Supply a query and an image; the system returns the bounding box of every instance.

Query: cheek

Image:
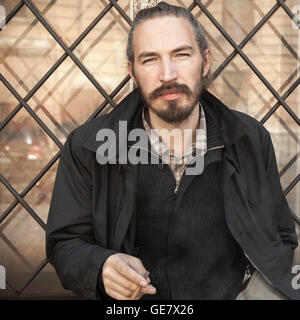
[189,65,203,88]
[178,61,202,83]
[136,71,158,94]
[189,63,202,78]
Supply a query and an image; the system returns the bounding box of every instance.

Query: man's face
[128,16,211,124]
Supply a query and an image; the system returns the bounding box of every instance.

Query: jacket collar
[82,88,143,155]
[200,90,248,147]
[82,89,249,160]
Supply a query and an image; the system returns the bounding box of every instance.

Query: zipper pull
[174,185,179,194]
[243,265,252,284]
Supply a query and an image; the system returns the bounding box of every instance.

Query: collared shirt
[142,104,207,187]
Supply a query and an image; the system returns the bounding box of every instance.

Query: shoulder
[60,113,111,166]
[69,113,111,148]
[231,109,271,143]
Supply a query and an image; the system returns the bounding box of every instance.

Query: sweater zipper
[129,144,225,194]
[173,144,225,194]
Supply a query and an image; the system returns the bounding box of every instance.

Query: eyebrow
[172,45,194,54]
[137,45,194,61]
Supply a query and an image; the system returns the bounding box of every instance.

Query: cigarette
[130,270,150,300]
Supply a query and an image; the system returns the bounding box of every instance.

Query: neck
[146,104,200,155]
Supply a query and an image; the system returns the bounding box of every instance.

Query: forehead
[133,16,198,55]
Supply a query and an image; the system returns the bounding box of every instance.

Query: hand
[101,253,157,300]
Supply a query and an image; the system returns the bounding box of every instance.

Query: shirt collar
[142,103,207,161]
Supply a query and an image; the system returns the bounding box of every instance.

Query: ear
[202,49,211,77]
[128,61,137,86]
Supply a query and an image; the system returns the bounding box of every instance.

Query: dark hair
[126,1,211,88]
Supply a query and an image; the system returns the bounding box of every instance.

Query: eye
[142,58,157,64]
[176,53,190,58]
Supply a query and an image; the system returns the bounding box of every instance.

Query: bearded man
[46,2,299,300]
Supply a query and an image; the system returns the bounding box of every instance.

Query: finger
[107,288,132,300]
[104,267,143,291]
[130,284,156,300]
[105,278,134,298]
[108,288,153,301]
[133,285,156,300]
[140,284,156,295]
[113,259,148,287]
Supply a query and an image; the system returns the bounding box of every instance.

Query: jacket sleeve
[261,127,298,256]
[46,130,117,300]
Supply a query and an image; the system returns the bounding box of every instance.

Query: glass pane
[286,0,300,30]
[74,6,129,95]
[243,7,298,93]
[0,0,21,16]
[0,82,19,121]
[0,4,64,95]
[24,161,58,225]
[206,0,276,44]
[0,182,16,217]
[285,85,300,128]
[0,204,45,293]
[210,54,275,120]
[0,108,60,193]
[27,57,105,144]
[264,106,299,166]
[20,263,79,298]
[36,0,107,47]
[93,81,132,118]
[281,86,300,194]
[191,3,234,74]
[34,0,56,13]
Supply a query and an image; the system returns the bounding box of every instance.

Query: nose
[159,58,178,83]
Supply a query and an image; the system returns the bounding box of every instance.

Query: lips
[160,89,182,100]
[149,83,191,101]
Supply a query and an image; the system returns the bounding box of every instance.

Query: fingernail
[140,280,147,287]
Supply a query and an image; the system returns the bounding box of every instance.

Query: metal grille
[0,0,299,298]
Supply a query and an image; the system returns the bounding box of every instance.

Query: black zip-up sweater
[134,103,248,299]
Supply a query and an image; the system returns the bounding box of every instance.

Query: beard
[136,74,204,124]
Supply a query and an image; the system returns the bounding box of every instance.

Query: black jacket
[46,89,299,300]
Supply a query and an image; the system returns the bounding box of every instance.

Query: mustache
[149,83,193,100]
